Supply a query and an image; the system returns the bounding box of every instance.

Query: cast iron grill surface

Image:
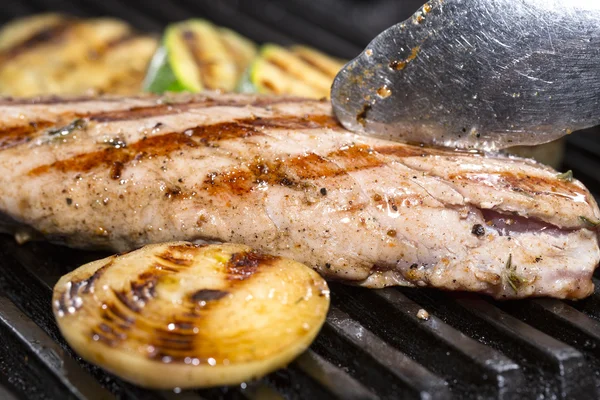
[1,0,600,399]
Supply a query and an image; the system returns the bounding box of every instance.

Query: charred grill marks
[88,33,140,61]
[246,114,338,130]
[0,96,330,153]
[204,144,384,197]
[155,243,201,266]
[92,255,196,352]
[226,251,278,281]
[82,261,112,294]
[190,289,229,303]
[181,30,213,86]
[88,97,321,123]
[55,260,113,316]
[84,246,277,363]
[0,21,73,61]
[0,121,54,150]
[90,102,212,122]
[450,171,586,199]
[28,114,335,179]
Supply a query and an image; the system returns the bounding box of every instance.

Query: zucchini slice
[240,43,346,99]
[53,242,329,389]
[144,19,256,94]
[218,27,257,74]
[143,46,187,93]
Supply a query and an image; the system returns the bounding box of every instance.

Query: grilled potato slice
[239,43,346,99]
[143,19,257,94]
[53,242,329,389]
[289,45,346,78]
[0,14,157,96]
[0,13,65,52]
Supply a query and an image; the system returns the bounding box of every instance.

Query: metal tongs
[331,0,600,150]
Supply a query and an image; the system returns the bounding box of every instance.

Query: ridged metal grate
[1,1,600,399]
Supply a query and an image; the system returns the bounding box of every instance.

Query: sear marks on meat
[0,92,598,300]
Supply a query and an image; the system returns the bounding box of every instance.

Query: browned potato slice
[0,13,66,52]
[289,45,346,79]
[240,43,346,99]
[0,14,158,96]
[53,242,329,389]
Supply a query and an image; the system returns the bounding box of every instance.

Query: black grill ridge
[1,1,600,399]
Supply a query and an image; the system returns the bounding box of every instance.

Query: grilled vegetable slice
[53,242,329,389]
[143,19,256,94]
[0,13,66,52]
[143,46,186,93]
[0,14,158,96]
[289,45,346,79]
[219,27,258,75]
[239,43,346,99]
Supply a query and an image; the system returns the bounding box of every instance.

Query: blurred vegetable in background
[144,19,346,100]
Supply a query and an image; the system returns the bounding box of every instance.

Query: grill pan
[1,1,600,399]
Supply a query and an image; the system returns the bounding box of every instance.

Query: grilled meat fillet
[0,93,598,299]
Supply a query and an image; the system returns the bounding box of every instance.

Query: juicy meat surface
[0,93,598,299]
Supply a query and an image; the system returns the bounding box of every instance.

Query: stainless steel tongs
[331,0,600,150]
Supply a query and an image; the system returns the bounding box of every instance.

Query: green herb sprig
[556,170,573,182]
[579,216,600,229]
[47,119,87,137]
[504,254,531,293]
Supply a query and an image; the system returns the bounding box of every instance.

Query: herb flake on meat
[47,118,87,137]
[556,170,573,182]
[579,216,600,229]
[504,253,529,293]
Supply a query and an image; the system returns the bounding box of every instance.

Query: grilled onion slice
[52,242,330,389]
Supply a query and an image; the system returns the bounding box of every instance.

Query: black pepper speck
[471,224,485,237]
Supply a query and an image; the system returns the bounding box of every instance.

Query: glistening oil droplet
[377,85,392,98]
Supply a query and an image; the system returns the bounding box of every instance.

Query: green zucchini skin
[143,19,256,94]
[143,46,187,94]
[143,20,346,98]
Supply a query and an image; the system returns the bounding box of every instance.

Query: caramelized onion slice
[52,242,330,389]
